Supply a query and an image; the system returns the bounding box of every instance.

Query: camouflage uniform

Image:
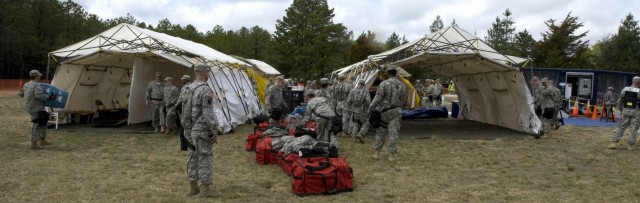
[333,79,354,133]
[20,80,49,142]
[188,80,218,185]
[303,95,338,148]
[265,83,287,126]
[434,82,444,107]
[272,136,296,152]
[551,86,562,128]
[145,80,165,128]
[603,88,617,119]
[316,88,332,103]
[611,86,640,146]
[369,75,405,154]
[346,82,371,138]
[163,83,180,130]
[539,86,557,133]
[281,135,316,155]
[532,83,544,119]
[424,84,436,108]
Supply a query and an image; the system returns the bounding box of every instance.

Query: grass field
[1,91,640,202]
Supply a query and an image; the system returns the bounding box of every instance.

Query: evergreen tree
[535,13,591,68]
[486,9,516,54]
[271,0,352,78]
[511,29,536,58]
[349,31,383,63]
[598,14,640,72]
[384,32,402,50]
[429,15,444,33]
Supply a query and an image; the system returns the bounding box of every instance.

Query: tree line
[1,0,638,79]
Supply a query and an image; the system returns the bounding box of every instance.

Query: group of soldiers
[265,67,405,161]
[531,77,563,137]
[414,79,444,108]
[145,72,189,134]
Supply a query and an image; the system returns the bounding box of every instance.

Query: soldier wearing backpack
[303,90,339,148]
[182,64,219,198]
[369,67,405,161]
[346,79,370,143]
[333,75,354,136]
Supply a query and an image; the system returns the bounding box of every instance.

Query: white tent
[49,23,262,133]
[337,26,541,135]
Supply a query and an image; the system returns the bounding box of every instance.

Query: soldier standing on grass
[603,87,616,118]
[163,77,180,134]
[435,79,444,107]
[539,78,558,138]
[531,77,543,119]
[177,75,192,150]
[607,76,640,151]
[546,80,563,130]
[184,64,219,198]
[346,79,370,143]
[145,72,165,133]
[316,78,333,103]
[19,70,54,149]
[333,75,354,136]
[265,76,288,126]
[369,67,405,161]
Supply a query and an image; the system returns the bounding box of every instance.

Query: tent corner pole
[45,53,51,81]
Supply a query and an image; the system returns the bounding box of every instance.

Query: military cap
[193,64,209,72]
[540,78,548,83]
[320,78,330,84]
[164,77,173,81]
[29,70,42,77]
[357,80,366,86]
[155,72,161,77]
[180,75,191,80]
[276,76,285,81]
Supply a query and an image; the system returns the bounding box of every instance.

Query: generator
[577,78,592,96]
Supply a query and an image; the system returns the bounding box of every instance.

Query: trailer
[523,68,636,112]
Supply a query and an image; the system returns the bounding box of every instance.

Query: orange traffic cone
[591,103,600,120]
[571,100,579,117]
[584,100,592,117]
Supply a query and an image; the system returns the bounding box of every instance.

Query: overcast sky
[75,0,639,44]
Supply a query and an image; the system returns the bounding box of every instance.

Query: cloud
[74,0,640,44]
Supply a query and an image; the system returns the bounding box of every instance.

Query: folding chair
[46,107,60,130]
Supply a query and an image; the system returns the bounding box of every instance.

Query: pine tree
[384,32,402,50]
[350,31,383,63]
[429,15,444,33]
[271,0,352,78]
[598,14,640,72]
[486,9,516,54]
[535,13,591,68]
[511,29,536,58]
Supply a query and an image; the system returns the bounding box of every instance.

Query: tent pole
[45,54,51,81]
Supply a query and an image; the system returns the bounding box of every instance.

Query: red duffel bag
[255,137,277,165]
[245,131,263,151]
[291,157,339,196]
[282,153,299,176]
[331,157,354,192]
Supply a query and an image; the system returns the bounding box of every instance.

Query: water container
[451,100,459,118]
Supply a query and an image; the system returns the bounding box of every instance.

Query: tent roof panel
[246,59,281,75]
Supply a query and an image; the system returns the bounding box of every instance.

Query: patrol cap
[540,78,548,83]
[608,86,614,90]
[276,76,285,81]
[193,63,209,73]
[155,72,161,77]
[531,76,539,81]
[633,76,640,82]
[320,78,330,85]
[180,75,191,80]
[164,77,173,81]
[337,74,346,81]
[357,80,366,86]
[416,79,421,82]
[29,70,42,77]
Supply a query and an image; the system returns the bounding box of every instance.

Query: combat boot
[607,142,617,149]
[31,142,41,149]
[160,126,166,133]
[628,144,634,151]
[372,150,380,160]
[39,138,52,146]
[389,153,397,162]
[187,181,200,196]
[154,127,160,133]
[199,184,216,198]
[164,128,171,134]
[354,134,365,144]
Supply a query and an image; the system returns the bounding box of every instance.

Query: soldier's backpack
[255,137,277,165]
[180,83,207,128]
[351,88,368,108]
[291,157,353,196]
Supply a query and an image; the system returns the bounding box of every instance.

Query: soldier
[607,77,640,150]
[316,78,333,102]
[531,77,543,118]
[434,79,444,107]
[603,87,616,118]
[185,64,219,198]
[177,75,192,150]
[546,80,562,130]
[302,90,338,148]
[19,70,54,149]
[163,77,180,134]
[333,75,354,136]
[145,72,165,133]
[539,79,558,137]
[369,67,405,161]
[346,79,370,143]
[265,76,287,126]
[425,80,436,108]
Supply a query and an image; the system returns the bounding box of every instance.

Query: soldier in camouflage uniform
[177,75,192,150]
[184,64,219,198]
[531,77,544,119]
[315,78,333,102]
[434,79,444,107]
[163,77,180,134]
[333,75,354,136]
[546,80,563,130]
[19,70,53,149]
[425,80,436,108]
[369,67,405,161]
[265,76,287,126]
[145,72,165,133]
[346,79,371,144]
[303,90,338,148]
[539,79,559,137]
[608,77,640,151]
[603,87,616,119]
